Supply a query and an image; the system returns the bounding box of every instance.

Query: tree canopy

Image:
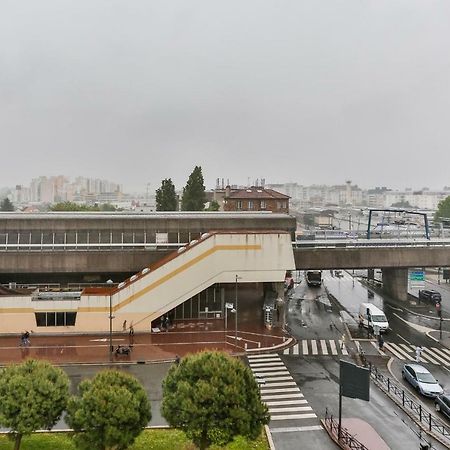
[0,359,70,450]
[206,200,220,211]
[0,197,14,211]
[50,202,117,212]
[434,195,450,223]
[156,178,178,211]
[162,351,269,450]
[181,166,206,211]
[66,370,151,450]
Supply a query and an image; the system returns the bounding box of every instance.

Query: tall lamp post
[234,275,241,349]
[106,279,114,362]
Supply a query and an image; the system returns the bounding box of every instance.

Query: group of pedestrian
[160,315,170,331]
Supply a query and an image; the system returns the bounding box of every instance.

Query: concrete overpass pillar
[382,268,408,302]
[367,269,375,280]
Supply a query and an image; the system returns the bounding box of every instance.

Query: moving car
[402,363,443,398]
[358,303,389,333]
[418,289,442,304]
[435,393,450,419]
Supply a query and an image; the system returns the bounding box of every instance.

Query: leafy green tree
[181,166,206,211]
[66,370,151,450]
[435,196,450,222]
[391,201,412,208]
[0,359,70,450]
[206,200,220,211]
[0,197,14,211]
[156,178,178,211]
[162,351,269,450]
[50,202,116,212]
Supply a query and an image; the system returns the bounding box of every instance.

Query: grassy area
[0,429,269,450]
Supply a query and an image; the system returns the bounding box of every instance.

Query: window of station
[174,285,224,320]
[35,311,77,327]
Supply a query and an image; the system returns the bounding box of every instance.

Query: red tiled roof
[226,187,289,200]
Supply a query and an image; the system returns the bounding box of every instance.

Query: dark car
[418,289,442,304]
[435,393,450,419]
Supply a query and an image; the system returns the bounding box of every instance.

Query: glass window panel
[66,312,77,326]
[56,312,65,326]
[46,312,56,326]
[35,313,47,327]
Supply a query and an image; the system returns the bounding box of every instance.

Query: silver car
[402,363,443,398]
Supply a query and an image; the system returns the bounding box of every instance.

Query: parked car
[402,363,443,398]
[435,393,450,419]
[418,289,442,304]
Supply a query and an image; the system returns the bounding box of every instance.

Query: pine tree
[156,178,178,211]
[66,370,151,450]
[181,166,206,211]
[0,359,70,450]
[0,197,14,211]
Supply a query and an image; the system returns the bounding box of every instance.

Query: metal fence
[369,363,450,444]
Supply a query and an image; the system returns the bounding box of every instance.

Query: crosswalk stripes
[383,342,450,367]
[282,339,349,357]
[247,353,323,432]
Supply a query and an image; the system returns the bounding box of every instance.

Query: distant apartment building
[13,176,123,205]
[223,186,290,213]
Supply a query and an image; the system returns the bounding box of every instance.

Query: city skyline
[2,173,450,197]
[1,1,450,192]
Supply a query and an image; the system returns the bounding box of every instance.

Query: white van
[358,303,389,333]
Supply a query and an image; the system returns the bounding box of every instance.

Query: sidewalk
[0,319,290,366]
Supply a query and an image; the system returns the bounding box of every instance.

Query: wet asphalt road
[282,272,450,449]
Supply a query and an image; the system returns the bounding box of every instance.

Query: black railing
[324,408,369,450]
[369,364,450,443]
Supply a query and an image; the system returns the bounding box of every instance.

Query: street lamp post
[106,279,114,362]
[234,275,240,349]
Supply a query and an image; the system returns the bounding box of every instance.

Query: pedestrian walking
[164,315,170,331]
[160,315,166,331]
[129,323,135,346]
[378,334,384,351]
[175,355,180,365]
[122,320,127,332]
[415,345,423,363]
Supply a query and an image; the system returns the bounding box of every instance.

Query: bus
[305,270,322,287]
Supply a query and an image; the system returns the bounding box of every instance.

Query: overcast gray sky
[1,0,449,192]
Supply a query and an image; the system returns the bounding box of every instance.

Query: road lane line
[339,340,348,355]
[269,406,313,413]
[302,340,308,355]
[329,340,338,355]
[265,400,308,406]
[383,343,406,360]
[270,413,317,420]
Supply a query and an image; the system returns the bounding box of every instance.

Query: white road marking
[383,343,406,360]
[339,340,348,355]
[320,340,328,355]
[329,340,338,355]
[271,413,317,420]
[302,340,308,355]
[311,340,318,355]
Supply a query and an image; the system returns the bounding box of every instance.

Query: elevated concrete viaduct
[293,246,450,301]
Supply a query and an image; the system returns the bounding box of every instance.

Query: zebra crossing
[281,339,349,357]
[383,342,450,367]
[247,353,323,432]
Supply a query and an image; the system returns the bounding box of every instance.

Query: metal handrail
[324,409,369,450]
